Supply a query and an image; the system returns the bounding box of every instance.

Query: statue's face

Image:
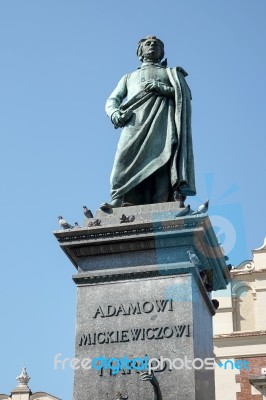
[142,39,162,61]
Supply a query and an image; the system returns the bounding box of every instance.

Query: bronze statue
[102,36,196,210]
[139,372,162,400]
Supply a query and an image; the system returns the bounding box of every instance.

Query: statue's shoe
[121,202,134,207]
[99,202,112,211]
[100,198,123,211]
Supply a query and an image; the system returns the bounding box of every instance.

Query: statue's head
[137,35,165,63]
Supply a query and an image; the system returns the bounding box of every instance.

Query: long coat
[105,66,196,204]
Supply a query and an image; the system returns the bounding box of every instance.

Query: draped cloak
[105,66,196,204]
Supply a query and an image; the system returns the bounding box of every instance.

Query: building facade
[0,368,60,400]
[214,238,266,399]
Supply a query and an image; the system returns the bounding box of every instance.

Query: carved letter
[125,303,141,315]
[93,306,105,319]
[91,332,96,345]
[120,330,130,342]
[155,300,169,312]
[163,327,174,338]
[175,325,186,337]
[130,328,142,341]
[185,324,190,337]
[97,332,106,344]
[105,331,115,344]
[142,301,154,313]
[78,334,88,346]
[169,299,173,311]
[116,304,127,316]
[154,327,164,340]
[106,305,116,317]
[146,328,155,340]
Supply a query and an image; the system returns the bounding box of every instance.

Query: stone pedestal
[54,202,229,400]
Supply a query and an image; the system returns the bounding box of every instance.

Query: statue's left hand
[145,80,174,98]
[145,79,161,93]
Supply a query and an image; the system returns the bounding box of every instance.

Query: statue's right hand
[111,111,124,128]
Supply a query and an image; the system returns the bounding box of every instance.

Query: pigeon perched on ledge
[227,264,233,271]
[74,222,81,229]
[88,219,101,227]
[212,299,220,310]
[187,250,201,265]
[191,200,209,215]
[83,206,94,219]
[173,191,186,207]
[58,216,73,229]
[175,205,191,218]
[120,214,135,223]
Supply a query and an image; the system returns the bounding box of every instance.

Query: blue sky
[0,0,266,398]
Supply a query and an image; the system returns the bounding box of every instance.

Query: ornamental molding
[54,218,205,245]
[73,267,186,285]
[253,237,266,252]
[73,235,193,257]
[233,260,255,273]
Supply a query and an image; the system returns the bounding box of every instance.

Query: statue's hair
[136,35,165,62]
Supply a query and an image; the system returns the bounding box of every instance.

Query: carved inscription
[78,324,190,346]
[79,298,190,347]
[93,299,173,319]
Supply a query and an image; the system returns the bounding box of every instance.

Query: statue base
[54,202,229,400]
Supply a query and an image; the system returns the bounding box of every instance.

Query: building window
[234,285,256,331]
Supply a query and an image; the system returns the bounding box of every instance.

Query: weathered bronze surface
[104,36,196,209]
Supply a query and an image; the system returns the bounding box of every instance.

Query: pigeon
[58,216,73,229]
[120,214,135,223]
[227,264,233,271]
[120,214,126,223]
[187,250,200,265]
[83,206,94,219]
[173,191,186,207]
[74,222,81,229]
[175,205,191,218]
[191,200,209,215]
[212,299,219,310]
[88,219,101,227]
[200,270,208,285]
[200,271,213,292]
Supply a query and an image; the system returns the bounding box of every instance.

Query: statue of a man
[102,36,196,209]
